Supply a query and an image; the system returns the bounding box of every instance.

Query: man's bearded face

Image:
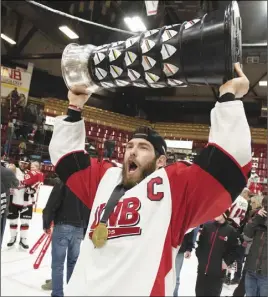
[122,138,158,189]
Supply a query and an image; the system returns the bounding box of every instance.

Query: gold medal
[92,222,109,248]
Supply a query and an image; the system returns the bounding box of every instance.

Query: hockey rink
[1,213,236,296]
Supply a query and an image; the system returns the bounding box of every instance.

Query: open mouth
[128,161,138,173]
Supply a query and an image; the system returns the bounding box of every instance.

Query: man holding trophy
[49,1,252,295]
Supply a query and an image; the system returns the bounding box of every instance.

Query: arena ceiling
[1,1,267,107]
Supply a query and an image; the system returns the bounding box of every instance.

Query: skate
[19,238,29,250]
[7,236,17,248]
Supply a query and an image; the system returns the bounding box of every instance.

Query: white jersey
[229,195,248,227]
[66,167,177,296]
[49,100,252,296]
[12,168,27,206]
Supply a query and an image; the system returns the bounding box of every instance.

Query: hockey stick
[20,207,29,214]
[33,233,52,269]
[29,232,48,254]
[34,183,42,213]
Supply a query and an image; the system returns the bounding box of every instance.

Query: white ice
[1,213,237,296]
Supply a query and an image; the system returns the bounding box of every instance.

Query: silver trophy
[61,1,242,93]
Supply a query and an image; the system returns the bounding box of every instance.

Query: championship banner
[1,66,32,109]
[144,1,159,16]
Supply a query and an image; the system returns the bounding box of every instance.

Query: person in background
[173,229,196,296]
[249,195,263,216]
[18,142,27,156]
[232,199,265,297]
[6,157,31,249]
[7,87,19,115]
[224,188,251,285]
[195,211,239,296]
[243,196,267,297]
[103,137,115,160]
[23,161,45,207]
[1,164,19,246]
[42,181,90,296]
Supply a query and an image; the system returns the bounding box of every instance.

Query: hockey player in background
[224,188,251,285]
[23,161,44,208]
[7,157,30,249]
[7,158,43,249]
[48,63,252,296]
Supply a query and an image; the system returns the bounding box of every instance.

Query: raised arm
[167,63,252,244]
[49,86,114,209]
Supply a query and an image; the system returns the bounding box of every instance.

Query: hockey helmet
[19,156,30,164]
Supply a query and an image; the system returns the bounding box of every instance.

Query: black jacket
[178,229,195,253]
[1,165,19,215]
[243,214,267,276]
[43,181,90,231]
[196,220,239,277]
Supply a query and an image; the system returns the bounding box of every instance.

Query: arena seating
[44,99,149,161]
[44,98,267,168]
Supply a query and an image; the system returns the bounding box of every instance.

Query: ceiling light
[59,26,79,39]
[259,81,267,87]
[1,33,16,45]
[124,16,146,32]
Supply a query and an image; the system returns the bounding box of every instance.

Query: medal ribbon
[99,184,126,225]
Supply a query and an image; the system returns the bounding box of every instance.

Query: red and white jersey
[49,100,252,296]
[23,170,44,191]
[12,168,27,206]
[248,181,263,195]
[229,195,248,227]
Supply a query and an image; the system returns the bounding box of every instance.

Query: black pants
[195,273,224,296]
[234,245,245,280]
[7,195,33,220]
[1,212,7,246]
[233,268,246,296]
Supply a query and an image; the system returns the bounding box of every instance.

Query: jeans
[245,271,268,297]
[173,253,184,296]
[233,268,246,296]
[51,224,84,297]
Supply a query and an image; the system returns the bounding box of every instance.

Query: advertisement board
[1,66,32,109]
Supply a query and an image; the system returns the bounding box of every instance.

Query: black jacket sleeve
[42,182,65,230]
[244,214,266,239]
[178,229,195,253]
[1,166,19,189]
[185,229,195,252]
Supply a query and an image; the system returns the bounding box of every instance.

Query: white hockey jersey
[229,195,248,227]
[49,100,252,296]
[12,168,28,206]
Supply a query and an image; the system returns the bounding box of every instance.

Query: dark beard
[122,158,157,190]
